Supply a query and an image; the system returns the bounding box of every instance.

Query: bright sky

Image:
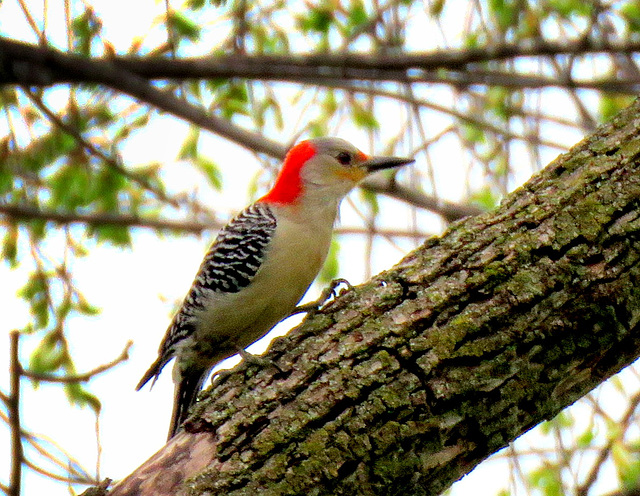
[0,1,635,495]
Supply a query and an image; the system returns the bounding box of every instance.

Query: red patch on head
[357,150,369,161]
[259,140,317,205]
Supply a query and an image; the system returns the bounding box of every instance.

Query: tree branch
[3,37,640,91]
[363,175,483,222]
[0,203,221,234]
[2,38,469,220]
[21,341,133,384]
[103,83,640,496]
[8,331,23,496]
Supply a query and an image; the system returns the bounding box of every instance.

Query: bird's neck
[262,193,342,229]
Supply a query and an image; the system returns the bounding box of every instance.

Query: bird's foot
[211,349,283,386]
[238,348,284,373]
[290,278,353,316]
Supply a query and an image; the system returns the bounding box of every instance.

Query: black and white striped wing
[157,203,277,354]
[196,202,277,294]
[137,203,277,390]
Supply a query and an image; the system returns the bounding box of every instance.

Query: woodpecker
[137,137,413,439]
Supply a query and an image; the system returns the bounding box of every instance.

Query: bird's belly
[196,240,328,349]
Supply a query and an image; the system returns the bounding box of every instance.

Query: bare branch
[8,331,22,496]
[362,175,483,221]
[0,203,437,237]
[23,89,195,210]
[4,37,640,92]
[0,203,221,234]
[0,38,489,220]
[21,341,133,384]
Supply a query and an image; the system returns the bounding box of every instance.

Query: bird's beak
[362,155,415,173]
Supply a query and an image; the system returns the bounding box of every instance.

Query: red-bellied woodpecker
[136,137,414,439]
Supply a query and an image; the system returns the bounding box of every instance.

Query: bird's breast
[193,211,334,349]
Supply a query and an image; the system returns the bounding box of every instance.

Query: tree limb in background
[3,37,640,91]
[8,332,22,496]
[101,77,640,496]
[1,38,474,221]
[21,341,133,384]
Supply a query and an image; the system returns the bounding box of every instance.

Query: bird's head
[260,137,414,206]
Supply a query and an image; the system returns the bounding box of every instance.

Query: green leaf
[90,224,132,247]
[486,87,511,120]
[27,218,47,242]
[0,160,12,195]
[529,465,563,496]
[319,239,340,284]
[469,187,498,211]
[323,91,338,116]
[1,224,19,267]
[25,130,76,173]
[167,11,201,42]
[548,0,592,18]
[196,157,222,190]
[49,164,92,209]
[360,188,380,216]
[186,0,206,8]
[353,102,379,130]
[298,7,334,34]
[93,167,127,213]
[19,273,50,329]
[489,0,519,31]
[430,0,446,16]
[76,295,101,316]
[217,83,250,118]
[57,298,72,321]
[599,95,635,123]
[622,2,640,32]
[0,88,18,107]
[71,8,103,56]
[612,442,640,489]
[347,2,368,31]
[461,122,485,143]
[29,334,64,375]
[179,127,200,160]
[65,382,102,413]
[308,120,328,137]
[576,428,595,448]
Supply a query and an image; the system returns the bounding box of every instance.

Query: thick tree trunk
[106,98,640,496]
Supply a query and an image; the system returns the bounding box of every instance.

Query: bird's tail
[167,369,208,440]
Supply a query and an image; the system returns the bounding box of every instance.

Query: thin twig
[576,390,640,496]
[8,331,23,496]
[22,88,191,211]
[363,175,484,221]
[0,409,95,484]
[21,341,133,384]
[0,202,439,237]
[0,203,221,233]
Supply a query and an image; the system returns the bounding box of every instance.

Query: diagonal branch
[103,78,640,496]
[21,341,133,384]
[1,38,472,220]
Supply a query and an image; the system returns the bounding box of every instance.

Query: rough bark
[106,98,640,496]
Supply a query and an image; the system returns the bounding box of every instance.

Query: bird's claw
[290,278,353,316]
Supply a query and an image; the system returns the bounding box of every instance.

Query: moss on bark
[109,99,640,496]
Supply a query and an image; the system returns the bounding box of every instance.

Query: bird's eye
[336,151,352,166]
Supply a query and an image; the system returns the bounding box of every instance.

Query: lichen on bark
[108,98,640,496]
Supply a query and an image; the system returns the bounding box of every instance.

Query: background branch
[8,331,22,496]
[21,341,133,384]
